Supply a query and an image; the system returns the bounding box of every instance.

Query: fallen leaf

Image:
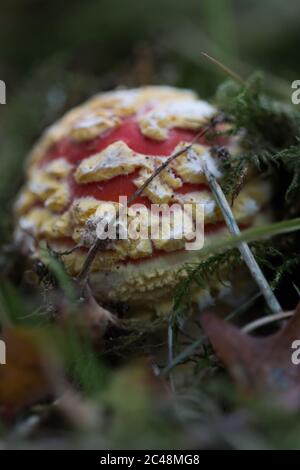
[201,302,300,409]
[0,328,56,419]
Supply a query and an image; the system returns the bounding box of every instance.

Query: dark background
[1,0,300,208]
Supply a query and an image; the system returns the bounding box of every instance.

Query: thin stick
[127,124,215,204]
[162,292,262,375]
[242,311,294,334]
[77,239,109,284]
[202,162,282,315]
[201,52,246,86]
[77,117,222,283]
[55,244,83,256]
[162,333,206,375]
[225,291,262,322]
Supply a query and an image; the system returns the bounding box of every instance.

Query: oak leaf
[0,328,55,418]
[201,302,300,409]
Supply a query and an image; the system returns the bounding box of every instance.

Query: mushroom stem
[203,162,282,315]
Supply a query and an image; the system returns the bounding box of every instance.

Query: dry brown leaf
[0,328,56,418]
[201,302,300,409]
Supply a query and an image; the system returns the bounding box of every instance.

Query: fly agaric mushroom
[15,86,271,312]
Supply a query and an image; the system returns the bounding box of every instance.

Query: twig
[202,162,282,315]
[293,283,300,297]
[127,123,216,204]
[9,415,43,440]
[225,291,262,322]
[162,333,206,375]
[55,244,83,256]
[77,239,110,284]
[77,115,223,284]
[162,292,263,375]
[201,52,246,86]
[242,311,294,334]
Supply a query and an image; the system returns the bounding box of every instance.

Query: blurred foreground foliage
[0,0,300,450]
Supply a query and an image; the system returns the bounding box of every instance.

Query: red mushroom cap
[15,86,271,307]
